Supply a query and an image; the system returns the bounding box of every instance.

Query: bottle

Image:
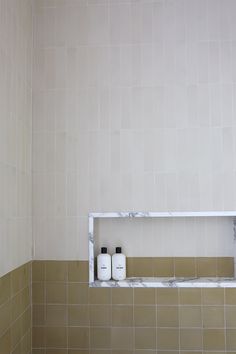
[112,247,126,281]
[97,247,111,281]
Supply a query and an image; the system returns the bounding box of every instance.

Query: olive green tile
[127,258,153,277]
[156,288,179,305]
[226,289,236,304]
[0,300,11,337]
[68,283,88,304]
[217,257,234,277]
[135,351,157,354]
[45,326,67,348]
[68,305,89,326]
[112,328,134,350]
[179,306,202,327]
[32,282,45,304]
[196,257,217,277]
[68,327,89,349]
[202,288,224,305]
[22,286,30,309]
[157,328,179,350]
[134,306,156,327]
[68,261,89,282]
[135,328,156,349]
[226,329,236,350]
[45,261,67,282]
[203,329,225,350]
[134,288,155,305]
[11,316,22,350]
[45,305,67,326]
[226,306,236,327]
[153,257,174,277]
[90,328,111,349]
[180,329,202,350]
[11,291,22,322]
[11,286,30,322]
[157,306,178,327]
[0,329,11,354]
[46,350,68,354]
[90,305,111,326]
[179,289,201,305]
[112,288,133,304]
[112,305,133,327]
[32,327,45,348]
[68,350,89,354]
[203,352,225,354]
[20,329,32,354]
[46,282,66,303]
[33,304,45,326]
[175,257,196,277]
[89,288,111,304]
[21,307,31,335]
[203,306,224,328]
[0,273,10,306]
[32,261,45,281]
[11,264,30,295]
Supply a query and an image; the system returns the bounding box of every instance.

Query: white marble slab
[89,211,236,218]
[90,277,236,288]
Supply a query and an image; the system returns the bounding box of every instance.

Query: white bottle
[97,247,111,281]
[112,247,126,281]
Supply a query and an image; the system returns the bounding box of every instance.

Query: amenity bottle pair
[97,247,126,281]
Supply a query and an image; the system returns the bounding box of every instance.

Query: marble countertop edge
[89,277,236,288]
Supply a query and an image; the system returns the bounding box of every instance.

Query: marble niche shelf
[88,211,236,288]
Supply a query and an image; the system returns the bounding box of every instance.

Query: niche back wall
[33,0,236,260]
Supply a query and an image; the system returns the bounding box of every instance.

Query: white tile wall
[33,0,236,260]
[0,0,33,277]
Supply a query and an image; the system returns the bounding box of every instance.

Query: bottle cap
[116,247,122,253]
[101,247,107,254]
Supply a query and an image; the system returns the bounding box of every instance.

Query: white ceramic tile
[220,41,233,83]
[31,0,236,262]
[87,46,110,87]
[87,4,109,45]
[207,0,220,41]
[208,42,220,83]
[210,85,221,127]
[221,84,233,127]
[219,0,232,40]
[33,90,55,132]
[110,2,132,45]
[0,0,32,277]
[197,42,209,83]
[66,4,88,46]
[33,173,55,217]
[55,172,66,217]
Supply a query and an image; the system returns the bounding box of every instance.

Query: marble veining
[88,211,236,285]
[90,277,236,288]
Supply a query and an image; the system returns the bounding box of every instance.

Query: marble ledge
[90,277,236,288]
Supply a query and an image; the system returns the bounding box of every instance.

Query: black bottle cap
[116,247,122,253]
[101,247,107,254]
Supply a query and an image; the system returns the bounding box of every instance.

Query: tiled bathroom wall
[0,0,33,277]
[33,0,236,260]
[0,262,31,354]
[32,260,236,353]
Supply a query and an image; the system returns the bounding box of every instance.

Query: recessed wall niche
[90,212,236,287]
